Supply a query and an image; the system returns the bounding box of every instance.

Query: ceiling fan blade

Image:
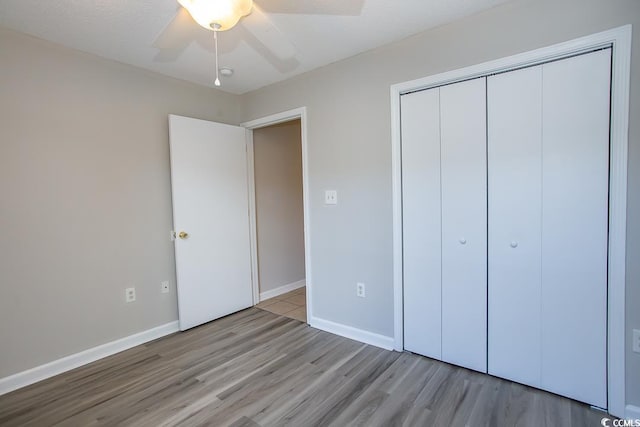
[240,4,297,60]
[152,7,205,61]
[255,0,365,16]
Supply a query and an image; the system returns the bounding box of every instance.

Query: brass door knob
[178,231,189,240]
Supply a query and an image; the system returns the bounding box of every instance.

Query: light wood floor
[0,308,605,426]
[255,287,306,322]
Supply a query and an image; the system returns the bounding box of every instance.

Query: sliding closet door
[541,49,610,408]
[487,66,543,387]
[401,88,442,359]
[440,78,487,373]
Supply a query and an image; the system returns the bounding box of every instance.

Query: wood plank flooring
[0,308,605,426]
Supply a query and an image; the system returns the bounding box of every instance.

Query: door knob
[459,238,467,245]
[178,231,189,240]
[510,241,518,248]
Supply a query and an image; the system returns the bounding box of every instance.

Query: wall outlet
[161,281,170,294]
[125,287,136,303]
[356,282,366,298]
[324,190,338,205]
[633,329,640,354]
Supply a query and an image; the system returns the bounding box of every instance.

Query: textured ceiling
[0,0,509,94]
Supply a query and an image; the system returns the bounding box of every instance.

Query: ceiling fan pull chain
[213,25,221,87]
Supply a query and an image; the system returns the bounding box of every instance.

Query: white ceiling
[0,0,509,94]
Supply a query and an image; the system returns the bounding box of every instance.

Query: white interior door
[440,78,487,373]
[169,114,253,331]
[487,49,610,407]
[487,65,543,387]
[401,87,442,360]
[540,49,610,408]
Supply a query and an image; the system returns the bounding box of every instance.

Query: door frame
[241,107,312,321]
[390,26,631,417]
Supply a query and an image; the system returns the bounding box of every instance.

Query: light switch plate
[633,329,640,353]
[325,190,338,205]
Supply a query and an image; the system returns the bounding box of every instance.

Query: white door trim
[390,25,631,417]
[241,108,312,321]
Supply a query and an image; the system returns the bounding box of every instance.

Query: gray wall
[253,120,305,294]
[240,0,640,408]
[0,28,241,378]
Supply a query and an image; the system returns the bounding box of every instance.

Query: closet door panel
[541,49,610,408]
[487,66,543,387]
[440,78,487,372]
[401,88,442,359]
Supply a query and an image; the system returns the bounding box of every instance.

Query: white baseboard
[260,279,305,301]
[0,321,179,396]
[626,405,640,420]
[309,316,394,351]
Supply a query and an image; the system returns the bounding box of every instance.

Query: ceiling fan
[154,0,366,87]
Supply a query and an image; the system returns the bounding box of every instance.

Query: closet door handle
[510,241,518,248]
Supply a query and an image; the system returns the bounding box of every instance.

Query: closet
[402,48,611,408]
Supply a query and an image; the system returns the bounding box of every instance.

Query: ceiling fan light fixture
[177,0,252,88]
[177,0,253,31]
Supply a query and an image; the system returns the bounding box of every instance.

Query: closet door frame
[391,25,631,418]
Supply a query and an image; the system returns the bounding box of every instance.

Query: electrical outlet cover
[324,190,338,205]
[125,287,136,303]
[356,282,366,298]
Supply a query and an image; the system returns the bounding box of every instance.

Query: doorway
[243,108,311,324]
